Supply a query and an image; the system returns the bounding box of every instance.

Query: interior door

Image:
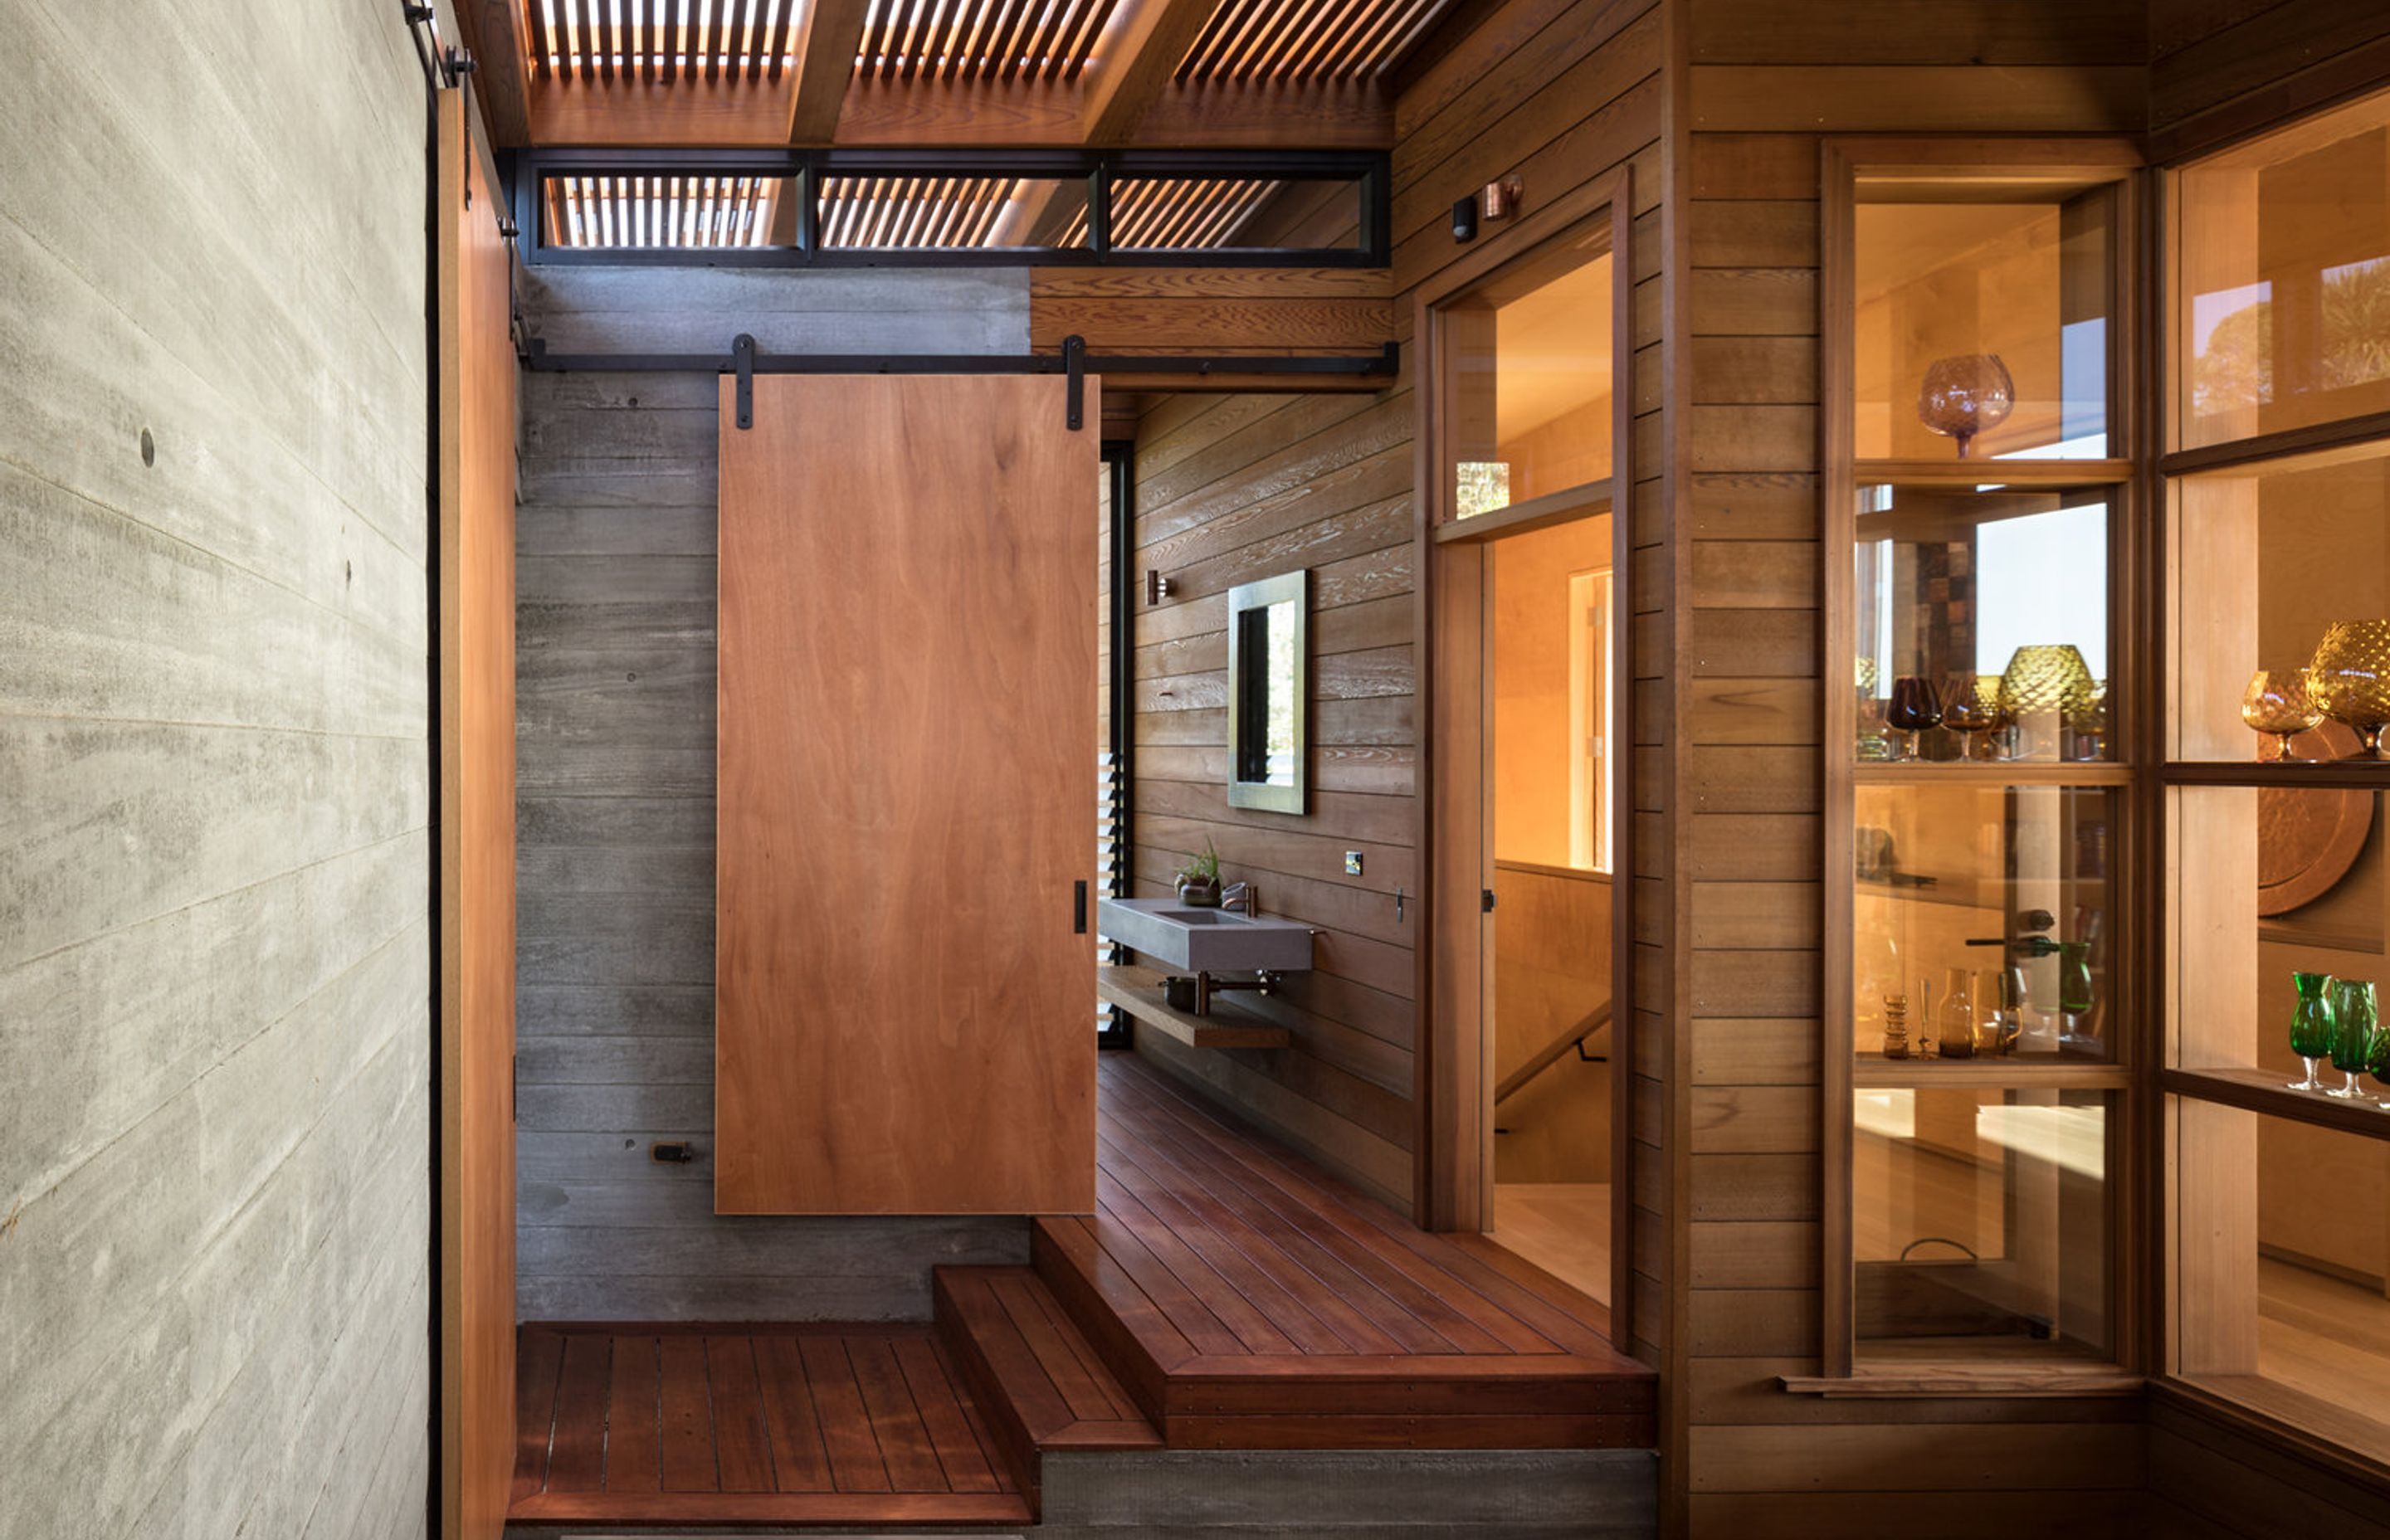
[716,374,1097,1215]
[436,89,517,1540]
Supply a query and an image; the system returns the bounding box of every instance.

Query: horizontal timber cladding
[1120,0,1666,1252]
[512,266,1039,1319]
[1125,383,1424,1209]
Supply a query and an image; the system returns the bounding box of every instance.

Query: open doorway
[1487,518,1615,1302]
[1419,173,1633,1325]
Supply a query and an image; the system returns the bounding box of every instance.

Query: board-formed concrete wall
[513,266,1041,1319]
[0,2,433,1538]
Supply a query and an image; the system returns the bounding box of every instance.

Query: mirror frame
[1225,569,1310,814]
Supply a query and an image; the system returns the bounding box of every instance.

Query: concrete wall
[513,265,1041,1320]
[0,2,433,1538]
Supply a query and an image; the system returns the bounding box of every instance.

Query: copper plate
[2258,748,2373,915]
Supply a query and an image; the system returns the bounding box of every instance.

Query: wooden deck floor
[509,1325,1031,1526]
[1022,1053,1655,1448]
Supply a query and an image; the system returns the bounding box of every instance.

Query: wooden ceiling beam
[787,0,874,144]
[1080,0,1232,144]
[452,0,535,145]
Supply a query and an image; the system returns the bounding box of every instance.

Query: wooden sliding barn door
[435,89,517,1540]
[716,375,1097,1216]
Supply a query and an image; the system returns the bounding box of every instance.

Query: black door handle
[1482,888,1497,914]
[1075,880,1089,934]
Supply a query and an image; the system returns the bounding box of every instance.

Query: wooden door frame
[1413,167,1636,1337]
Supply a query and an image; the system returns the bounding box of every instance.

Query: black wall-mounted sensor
[1451,195,1478,242]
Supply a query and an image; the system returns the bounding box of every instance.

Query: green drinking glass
[2367,1006,2390,1112]
[2329,979,2378,1099]
[2288,972,2337,1092]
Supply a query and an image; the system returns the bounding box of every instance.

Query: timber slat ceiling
[523,0,1451,88]
[529,0,801,80]
[856,0,1122,80]
[1173,0,1452,80]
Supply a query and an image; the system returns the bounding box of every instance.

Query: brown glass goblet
[1939,674,2006,762]
[1885,675,1944,762]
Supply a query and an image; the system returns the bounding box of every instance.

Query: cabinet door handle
[1075,880,1089,934]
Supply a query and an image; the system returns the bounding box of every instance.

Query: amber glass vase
[2308,621,2390,759]
[2241,668,2324,762]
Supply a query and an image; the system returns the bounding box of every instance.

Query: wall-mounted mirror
[1227,569,1309,813]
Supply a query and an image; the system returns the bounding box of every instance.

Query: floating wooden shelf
[2163,1065,2390,1141]
[1854,1058,2129,1089]
[1098,965,1291,1050]
[1855,456,2135,487]
[2163,760,2390,788]
[1854,761,2131,785]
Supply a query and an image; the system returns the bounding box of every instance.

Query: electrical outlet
[1344,850,1364,875]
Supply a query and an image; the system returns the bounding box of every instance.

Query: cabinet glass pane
[1856,783,2117,1063]
[2180,89,2390,451]
[2172,443,2390,762]
[1856,485,2113,764]
[1856,192,2114,461]
[542,173,800,250]
[1441,227,1613,519]
[1856,1087,2112,1360]
[2174,1101,2390,1464]
[2172,785,2390,1081]
[819,176,1090,251]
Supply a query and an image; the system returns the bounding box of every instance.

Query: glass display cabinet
[2163,87,2390,1466]
[1824,144,2140,1384]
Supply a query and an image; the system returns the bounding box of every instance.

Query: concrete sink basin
[1096,897,1314,974]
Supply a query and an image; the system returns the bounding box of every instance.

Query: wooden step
[932,1265,1163,1508]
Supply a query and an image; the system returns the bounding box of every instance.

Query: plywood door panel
[716,374,1096,1215]
[437,88,519,1540]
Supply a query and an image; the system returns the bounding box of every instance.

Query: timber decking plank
[1103,1071,1523,1354]
[846,1334,951,1494]
[602,1335,661,1494]
[1094,1169,1306,1355]
[800,1334,895,1494]
[657,1336,718,1491]
[1092,1130,1367,1355]
[754,1333,836,1494]
[513,1328,566,1499]
[894,1336,1005,1494]
[542,1333,617,1494]
[705,1336,774,1493]
[1096,1112,1466,1357]
[988,1268,1141,1424]
[1112,1055,1629,1360]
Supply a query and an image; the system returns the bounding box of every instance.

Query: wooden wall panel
[1668,1,2166,1535]
[2149,0,2390,155]
[438,89,519,1540]
[715,375,1095,1216]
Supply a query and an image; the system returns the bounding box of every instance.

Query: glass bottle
[2288,972,2337,1091]
[1973,967,2012,1056]
[2328,979,2378,1099]
[1937,967,1975,1060]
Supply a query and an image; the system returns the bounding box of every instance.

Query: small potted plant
[1175,841,1224,907]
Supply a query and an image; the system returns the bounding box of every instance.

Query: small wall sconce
[1451,196,1478,243]
[1481,177,1523,222]
[1145,569,1172,605]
